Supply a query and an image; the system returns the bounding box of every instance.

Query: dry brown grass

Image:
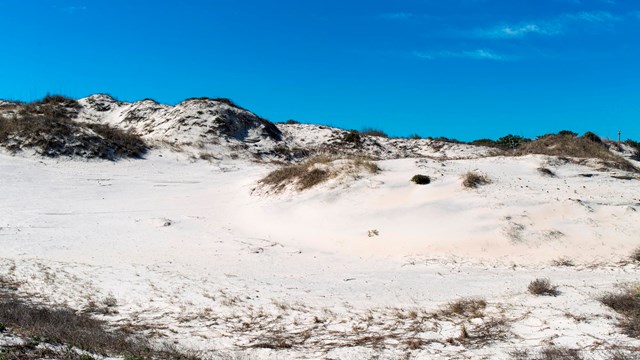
[528,278,559,296]
[0,115,147,160]
[462,171,490,188]
[443,297,487,318]
[600,286,640,338]
[516,133,636,172]
[0,293,203,359]
[1,95,147,160]
[259,156,379,192]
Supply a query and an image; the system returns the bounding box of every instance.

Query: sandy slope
[1,150,639,359]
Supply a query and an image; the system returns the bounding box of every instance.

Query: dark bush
[361,128,388,138]
[496,134,530,150]
[411,174,431,185]
[582,131,602,143]
[558,130,578,137]
[342,130,362,145]
[469,139,498,148]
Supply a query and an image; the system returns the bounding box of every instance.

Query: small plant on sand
[462,171,490,188]
[537,167,555,177]
[411,174,431,185]
[551,257,574,267]
[259,156,379,192]
[510,346,584,360]
[631,247,640,262]
[443,297,487,318]
[528,278,559,296]
[600,285,640,338]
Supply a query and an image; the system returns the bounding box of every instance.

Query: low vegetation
[360,128,389,138]
[631,247,640,262]
[516,132,635,172]
[342,130,363,146]
[599,285,640,338]
[259,156,379,192]
[411,174,431,185]
[528,278,559,296]
[511,346,640,360]
[462,171,490,188]
[443,297,487,318]
[0,292,201,359]
[469,130,637,172]
[0,95,147,160]
[537,167,555,177]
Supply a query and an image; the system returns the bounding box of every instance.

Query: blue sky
[0,0,639,141]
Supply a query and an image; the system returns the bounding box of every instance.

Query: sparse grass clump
[551,257,574,267]
[411,174,431,185]
[528,278,559,296]
[630,247,640,262]
[360,128,388,138]
[600,286,640,338]
[259,156,379,192]
[0,294,201,359]
[443,297,487,318]
[537,167,555,177]
[510,346,584,360]
[462,171,490,188]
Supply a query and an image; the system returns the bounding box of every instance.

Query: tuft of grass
[551,257,575,267]
[411,174,431,185]
[528,278,559,296]
[443,297,487,318]
[462,171,490,189]
[259,156,378,192]
[600,286,640,338]
[630,247,640,262]
[537,167,555,177]
[510,346,584,360]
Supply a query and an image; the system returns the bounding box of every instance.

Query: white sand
[1,149,639,359]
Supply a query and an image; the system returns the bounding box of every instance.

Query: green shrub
[496,134,530,150]
[360,128,388,138]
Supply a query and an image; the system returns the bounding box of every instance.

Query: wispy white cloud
[65,6,87,13]
[475,11,621,39]
[414,49,510,61]
[52,5,87,14]
[381,12,414,20]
